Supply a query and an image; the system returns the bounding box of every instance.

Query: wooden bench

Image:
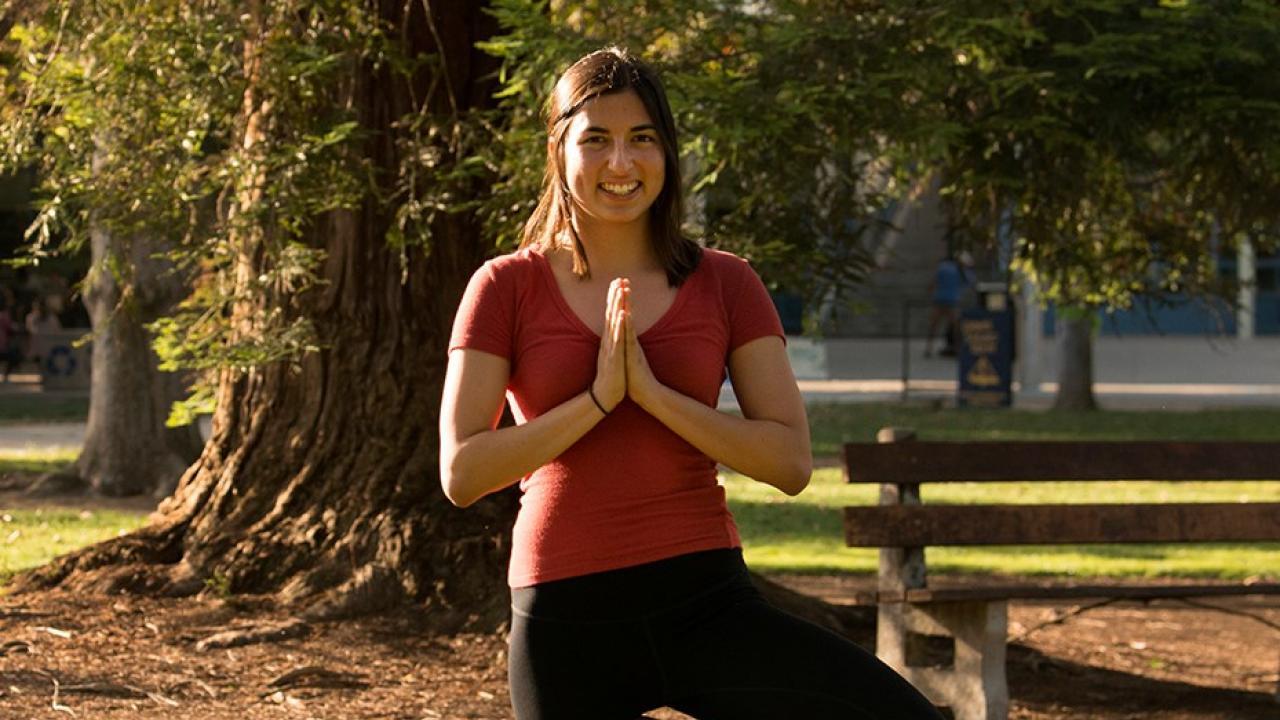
[842,427,1280,720]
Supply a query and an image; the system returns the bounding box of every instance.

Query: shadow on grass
[0,395,90,424]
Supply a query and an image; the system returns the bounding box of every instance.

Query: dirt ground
[1,490,1278,718]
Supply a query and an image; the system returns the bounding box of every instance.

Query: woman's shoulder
[471,247,546,289]
[695,246,761,284]
[482,246,543,274]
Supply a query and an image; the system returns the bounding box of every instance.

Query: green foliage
[0,2,496,411]
[480,0,945,317]
[5,0,1280,398]
[929,0,1280,311]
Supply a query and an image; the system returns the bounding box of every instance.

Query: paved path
[3,336,1278,450]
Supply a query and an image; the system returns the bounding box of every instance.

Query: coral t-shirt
[448,246,785,587]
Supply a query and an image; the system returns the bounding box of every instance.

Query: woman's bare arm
[439,280,629,507]
[624,299,811,495]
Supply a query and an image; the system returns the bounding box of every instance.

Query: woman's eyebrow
[583,124,658,133]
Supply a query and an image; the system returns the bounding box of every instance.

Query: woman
[439,47,941,720]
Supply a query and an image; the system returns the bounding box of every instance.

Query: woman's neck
[569,215,661,278]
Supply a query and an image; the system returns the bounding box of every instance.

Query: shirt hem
[508,536,742,589]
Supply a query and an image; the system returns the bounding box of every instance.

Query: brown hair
[519,47,701,286]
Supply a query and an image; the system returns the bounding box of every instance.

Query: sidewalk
[3,336,1279,451]
[724,335,1280,410]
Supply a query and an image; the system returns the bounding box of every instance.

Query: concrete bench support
[877,600,1008,720]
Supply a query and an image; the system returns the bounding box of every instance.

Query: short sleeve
[448,260,515,360]
[726,256,786,351]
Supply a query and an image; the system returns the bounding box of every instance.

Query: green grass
[0,395,90,424]
[3,402,1279,584]
[727,469,1280,578]
[0,448,128,586]
[0,507,150,585]
[0,448,78,475]
[806,403,1280,454]
[733,402,1280,578]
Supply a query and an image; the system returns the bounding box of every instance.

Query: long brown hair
[519,47,701,286]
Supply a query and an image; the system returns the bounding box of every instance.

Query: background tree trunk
[1053,310,1098,411]
[28,149,203,498]
[74,223,203,497]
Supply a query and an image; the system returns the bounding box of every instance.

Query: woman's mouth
[599,181,641,197]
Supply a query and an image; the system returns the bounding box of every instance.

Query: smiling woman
[437,47,942,720]
[561,90,665,230]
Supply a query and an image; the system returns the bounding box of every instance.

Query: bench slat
[844,503,1280,546]
[843,441,1280,483]
[880,582,1280,604]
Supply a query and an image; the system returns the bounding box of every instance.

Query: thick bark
[1053,310,1098,411]
[13,0,516,631]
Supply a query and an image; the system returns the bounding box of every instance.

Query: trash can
[37,329,91,391]
[958,287,1014,407]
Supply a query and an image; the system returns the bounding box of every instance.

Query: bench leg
[877,600,1008,720]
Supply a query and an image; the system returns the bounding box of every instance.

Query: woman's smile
[600,180,642,198]
[562,89,665,228]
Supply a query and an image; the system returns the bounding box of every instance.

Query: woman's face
[560,89,665,232]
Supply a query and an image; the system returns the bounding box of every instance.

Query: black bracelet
[588,386,610,416]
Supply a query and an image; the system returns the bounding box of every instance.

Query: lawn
[0,506,149,586]
[0,394,90,424]
[731,402,1280,578]
[727,469,1280,577]
[3,402,1279,584]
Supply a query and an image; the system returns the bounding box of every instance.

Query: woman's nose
[606,140,632,171]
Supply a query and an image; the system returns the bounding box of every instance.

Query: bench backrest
[843,441,1280,484]
[842,439,1280,548]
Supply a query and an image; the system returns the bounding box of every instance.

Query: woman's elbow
[778,453,808,491]
[776,455,813,497]
[439,453,479,508]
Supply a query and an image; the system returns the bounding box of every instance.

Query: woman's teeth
[601,181,640,196]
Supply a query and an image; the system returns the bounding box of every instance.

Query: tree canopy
[9,0,1280,377]
[931,0,1280,311]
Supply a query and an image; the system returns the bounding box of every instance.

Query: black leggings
[508,549,943,719]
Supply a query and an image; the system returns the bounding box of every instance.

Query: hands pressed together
[590,278,658,414]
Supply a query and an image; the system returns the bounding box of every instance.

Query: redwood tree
[4,0,518,625]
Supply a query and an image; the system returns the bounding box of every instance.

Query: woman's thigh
[508,610,663,720]
[660,596,943,720]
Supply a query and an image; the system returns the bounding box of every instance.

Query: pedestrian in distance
[923,250,973,358]
[24,296,61,370]
[439,47,943,720]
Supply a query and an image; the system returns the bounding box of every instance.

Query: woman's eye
[634,134,656,143]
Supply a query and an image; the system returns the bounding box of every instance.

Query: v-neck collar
[528,247,693,340]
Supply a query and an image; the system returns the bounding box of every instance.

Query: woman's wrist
[587,384,612,416]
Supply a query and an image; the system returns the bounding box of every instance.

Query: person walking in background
[924,250,973,358]
[24,296,61,369]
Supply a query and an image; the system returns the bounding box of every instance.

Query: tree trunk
[12,1,517,630]
[27,152,203,498]
[1053,309,1098,411]
[76,224,203,497]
